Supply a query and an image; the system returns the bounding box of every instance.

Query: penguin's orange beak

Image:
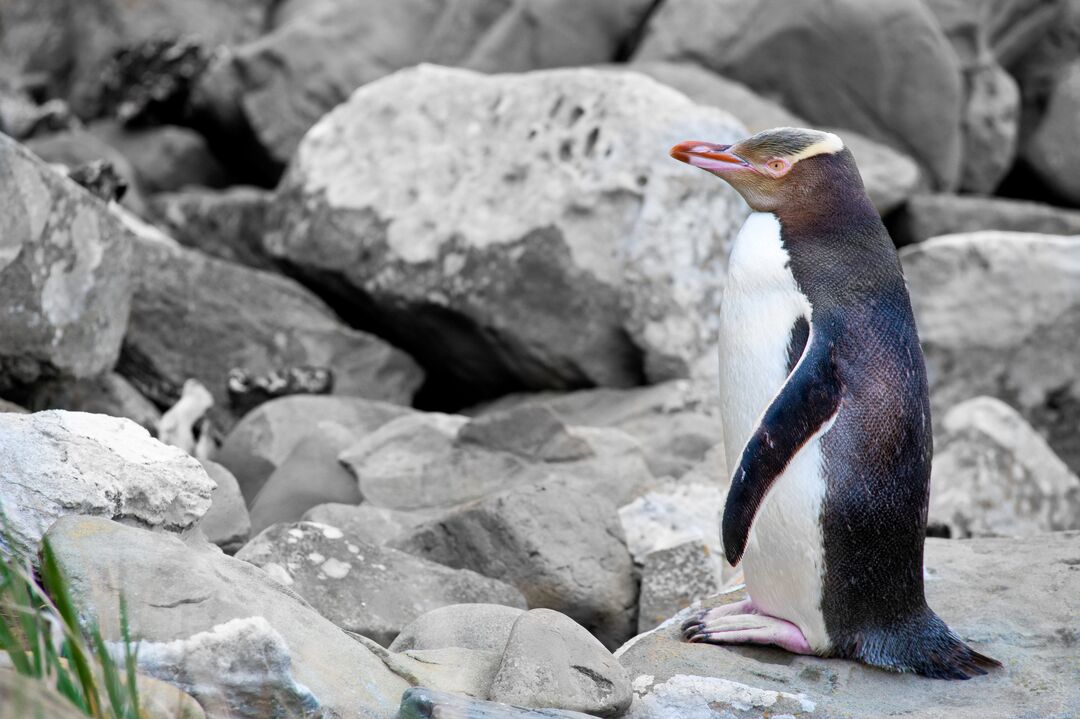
[670,141,751,172]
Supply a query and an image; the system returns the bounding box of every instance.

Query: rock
[624,674,816,719]
[930,396,1080,538]
[637,540,721,634]
[18,372,161,432]
[87,121,229,194]
[0,411,214,557]
[157,379,215,456]
[236,521,527,647]
[67,159,128,203]
[618,476,726,567]
[301,502,436,546]
[95,36,211,127]
[148,186,276,271]
[47,516,410,718]
[397,687,597,719]
[199,459,251,553]
[626,62,923,215]
[390,604,526,653]
[393,479,638,649]
[633,0,964,189]
[902,232,1080,473]
[0,669,89,719]
[0,399,28,413]
[364,641,504,700]
[269,65,747,405]
[463,0,656,73]
[617,534,1080,718]
[1025,60,1080,205]
[341,407,656,511]
[958,60,1020,194]
[116,230,422,431]
[922,0,1061,68]
[213,395,411,500]
[129,673,207,719]
[197,0,507,168]
[888,193,1080,246]
[488,608,632,717]
[248,422,360,533]
[470,379,721,479]
[0,132,134,389]
[1011,0,1080,137]
[226,366,335,420]
[24,127,148,213]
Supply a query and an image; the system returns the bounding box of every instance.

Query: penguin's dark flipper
[722,325,842,566]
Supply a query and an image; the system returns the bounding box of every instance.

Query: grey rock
[390,604,526,654]
[24,127,148,213]
[957,60,1019,195]
[922,0,1061,68]
[237,521,527,647]
[363,641,504,700]
[624,674,816,719]
[393,479,638,650]
[627,62,923,215]
[301,503,438,547]
[117,232,422,432]
[618,474,726,567]
[634,0,964,189]
[902,232,1080,473]
[268,65,747,400]
[396,687,597,719]
[20,372,161,433]
[87,121,228,195]
[199,459,251,553]
[1025,60,1080,205]
[637,540,721,634]
[148,186,276,271]
[1011,0,1080,139]
[930,396,1080,537]
[0,133,134,389]
[342,408,656,511]
[0,399,28,413]
[46,516,410,718]
[888,193,1080,246]
[0,410,214,557]
[471,379,722,479]
[248,422,360,533]
[214,395,412,500]
[489,609,631,717]
[0,669,91,719]
[617,534,1080,719]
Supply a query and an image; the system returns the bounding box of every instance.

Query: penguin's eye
[765,158,790,177]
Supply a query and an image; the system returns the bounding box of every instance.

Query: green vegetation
[0,527,143,718]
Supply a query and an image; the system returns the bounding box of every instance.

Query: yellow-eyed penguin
[670,128,1000,679]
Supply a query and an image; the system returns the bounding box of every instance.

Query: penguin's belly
[719,212,831,652]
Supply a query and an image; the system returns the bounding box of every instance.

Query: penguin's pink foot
[681,600,813,655]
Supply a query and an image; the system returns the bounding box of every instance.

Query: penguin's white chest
[718,212,832,651]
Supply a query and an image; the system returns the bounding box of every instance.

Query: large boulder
[390,604,526,654]
[470,379,721,479]
[236,520,527,647]
[46,516,410,719]
[0,132,133,390]
[302,502,439,547]
[393,479,638,649]
[268,65,747,406]
[213,395,412,500]
[117,232,422,431]
[617,534,1080,718]
[0,411,214,557]
[626,62,923,215]
[888,193,1080,246]
[19,372,161,432]
[930,396,1080,537]
[633,0,964,189]
[198,459,251,553]
[901,232,1080,473]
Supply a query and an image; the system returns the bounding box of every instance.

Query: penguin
[670,127,1000,679]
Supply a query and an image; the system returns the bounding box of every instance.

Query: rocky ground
[2,1,1080,718]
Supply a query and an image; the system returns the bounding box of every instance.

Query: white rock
[0,410,214,556]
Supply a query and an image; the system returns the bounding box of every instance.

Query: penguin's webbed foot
[682,600,813,655]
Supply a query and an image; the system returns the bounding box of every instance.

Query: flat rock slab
[0,410,214,557]
[396,687,597,719]
[0,133,133,389]
[616,534,1080,719]
[889,193,1080,246]
[269,64,747,404]
[237,521,527,647]
[45,516,409,719]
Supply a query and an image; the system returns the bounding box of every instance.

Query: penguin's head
[670,127,855,213]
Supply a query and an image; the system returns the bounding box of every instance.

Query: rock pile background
[2,1,1080,718]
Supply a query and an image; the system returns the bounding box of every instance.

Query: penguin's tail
[853,610,1001,680]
